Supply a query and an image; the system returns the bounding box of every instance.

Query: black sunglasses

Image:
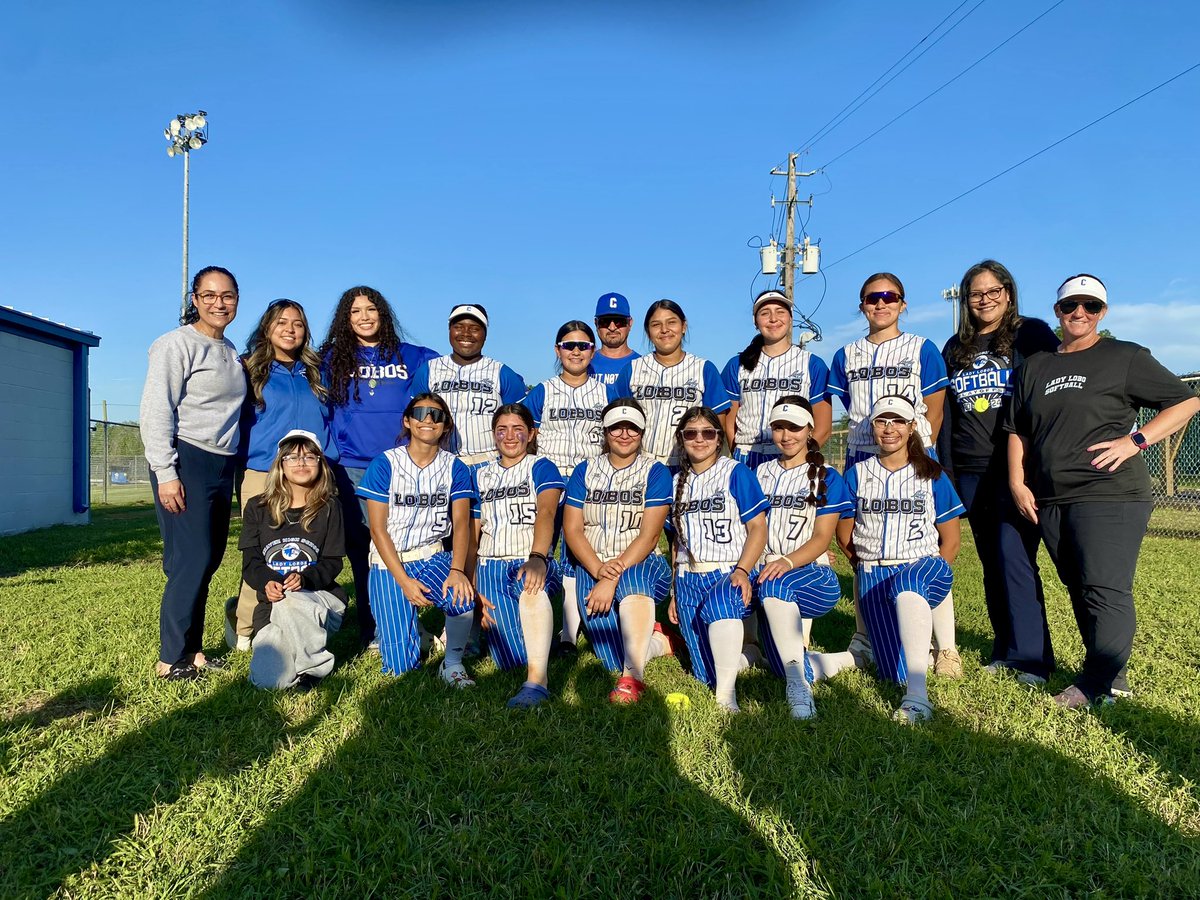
[557,340,595,352]
[862,291,904,306]
[268,298,304,311]
[597,316,631,328]
[681,428,719,441]
[1056,298,1105,315]
[409,406,448,424]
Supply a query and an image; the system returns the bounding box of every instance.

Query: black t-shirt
[239,499,347,633]
[1004,339,1193,504]
[941,318,1059,474]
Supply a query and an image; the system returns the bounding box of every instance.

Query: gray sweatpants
[249,590,346,690]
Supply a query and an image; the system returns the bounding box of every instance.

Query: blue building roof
[0,306,101,348]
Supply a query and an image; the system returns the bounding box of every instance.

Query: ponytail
[672,455,694,564]
[738,334,766,372]
[804,437,829,507]
[906,431,944,481]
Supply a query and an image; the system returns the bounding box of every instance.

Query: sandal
[608,675,646,704]
[159,662,202,682]
[892,695,933,725]
[507,683,551,709]
[196,655,229,671]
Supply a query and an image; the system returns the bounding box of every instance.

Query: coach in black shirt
[1005,274,1199,709]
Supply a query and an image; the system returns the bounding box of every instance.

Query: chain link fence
[1139,376,1200,538]
[90,420,155,504]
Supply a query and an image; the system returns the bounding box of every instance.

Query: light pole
[941,284,961,334]
[164,110,209,321]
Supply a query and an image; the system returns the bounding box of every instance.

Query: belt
[482,554,527,562]
[765,552,830,568]
[370,542,442,567]
[676,561,734,575]
[458,451,496,466]
[859,557,918,572]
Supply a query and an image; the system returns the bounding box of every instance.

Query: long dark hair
[739,290,793,371]
[320,286,408,407]
[643,299,688,350]
[773,396,828,507]
[947,259,1022,371]
[599,397,646,455]
[242,300,327,410]
[554,320,596,375]
[181,265,238,326]
[399,392,454,448]
[873,395,943,481]
[671,406,728,563]
[491,402,538,455]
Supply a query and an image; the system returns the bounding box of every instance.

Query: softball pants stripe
[477,558,562,671]
[369,552,473,675]
[675,569,752,688]
[575,556,670,673]
[858,557,952,683]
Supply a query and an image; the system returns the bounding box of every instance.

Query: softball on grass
[665,692,691,710]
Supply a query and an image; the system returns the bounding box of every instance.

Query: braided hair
[671,406,728,564]
[320,286,409,407]
[773,395,828,507]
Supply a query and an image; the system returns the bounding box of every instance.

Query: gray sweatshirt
[140,325,247,483]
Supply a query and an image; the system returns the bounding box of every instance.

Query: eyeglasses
[282,454,319,465]
[597,316,631,329]
[494,426,529,439]
[606,424,642,436]
[195,291,238,305]
[967,286,1005,304]
[557,341,595,352]
[862,291,903,306]
[1056,298,1105,315]
[872,417,910,431]
[681,428,719,442]
[409,406,448,424]
[771,422,804,433]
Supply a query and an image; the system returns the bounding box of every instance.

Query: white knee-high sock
[618,595,655,681]
[808,651,858,682]
[560,575,582,644]
[443,611,474,668]
[931,590,956,653]
[648,630,669,660]
[896,590,933,702]
[802,617,812,648]
[762,597,807,675]
[709,618,745,709]
[519,591,554,687]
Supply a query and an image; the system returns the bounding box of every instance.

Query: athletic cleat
[846,631,874,667]
[1110,672,1132,698]
[893,696,933,724]
[608,675,646,704]
[784,664,817,720]
[507,683,551,709]
[932,649,964,679]
[439,662,476,689]
[652,621,685,657]
[366,639,381,655]
[1051,685,1090,710]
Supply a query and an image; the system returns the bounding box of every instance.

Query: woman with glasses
[472,404,566,708]
[140,266,247,680]
[563,398,675,704]
[227,299,338,651]
[355,393,478,682]
[522,320,609,656]
[1006,274,1199,709]
[939,261,1058,684]
[722,289,832,469]
[319,286,439,650]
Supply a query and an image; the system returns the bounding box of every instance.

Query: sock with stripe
[762,597,807,679]
[896,590,932,704]
[443,610,474,669]
[930,590,956,654]
[519,590,553,687]
[560,575,582,645]
[708,618,745,710]
[618,595,654,681]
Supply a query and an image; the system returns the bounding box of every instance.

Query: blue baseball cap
[595,292,631,319]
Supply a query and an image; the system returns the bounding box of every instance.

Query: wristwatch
[1130,431,1150,451]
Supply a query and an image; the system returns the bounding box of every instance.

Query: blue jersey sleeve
[522,383,546,425]
[565,461,589,509]
[919,339,950,394]
[450,458,475,502]
[808,355,831,403]
[827,348,849,402]
[531,456,567,498]
[720,356,742,402]
[409,361,431,397]
[729,462,769,522]
[815,467,853,517]
[645,462,673,507]
[702,360,731,413]
[499,364,528,404]
[840,463,860,516]
[469,464,485,519]
[356,454,393,502]
[931,472,965,522]
[608,365,633,403]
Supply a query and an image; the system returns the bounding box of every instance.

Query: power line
[814,61,1200,273]
[822,0,1070,168]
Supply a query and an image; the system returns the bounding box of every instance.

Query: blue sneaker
[506,683,550,709]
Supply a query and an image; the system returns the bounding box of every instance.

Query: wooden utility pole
[769,153,817,304]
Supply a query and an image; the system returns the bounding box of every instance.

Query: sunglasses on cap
[408,406,448,424]
[1056,298,1105,315]
[862,291,904,306]
[681,428,719,441]
[557,340,595,352]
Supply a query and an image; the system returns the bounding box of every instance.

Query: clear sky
[3,1,1198,421]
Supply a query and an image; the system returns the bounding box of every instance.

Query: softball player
[667,407,769,712]
[473,404,566,708]
[835,395,964,723]
[522,320,609,655]
[409,304,527,468]
[753,397,853,719]
[563,398,674,704]
[609,299,729,468]
[356,392,478,684]
[722,290,833,469]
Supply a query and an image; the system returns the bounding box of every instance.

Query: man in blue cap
[589,292,639,386]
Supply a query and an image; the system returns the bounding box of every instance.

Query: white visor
[602,406,647,431]
[1056,275,1107,306]
[277,428,322,452]
[449,304,489,328]
[870,396,917,422]
[769,402,814,430]
[753,290,793,314]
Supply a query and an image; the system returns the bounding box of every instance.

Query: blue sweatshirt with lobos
[242,361,340,471]
[326,342,440,468]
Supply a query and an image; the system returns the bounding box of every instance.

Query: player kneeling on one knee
[563,399,674,704]
[666,407,768,713]
[752,397,853,719]
[473,404,566,708]
[356,393,478,684]
[835,395,964,724]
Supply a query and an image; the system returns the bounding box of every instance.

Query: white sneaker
[847,632,874,666]
[717,698,740,713]
[784,664,817,720]
[439,662,475,689]
[1015,670,1047,686]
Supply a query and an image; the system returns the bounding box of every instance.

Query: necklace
[362,346,380,395]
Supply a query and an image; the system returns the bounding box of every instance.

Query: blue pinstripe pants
[733,447,779,471]
[755,563,841,679]
[674,569,752,688]
[575,556,671,673]
[858,557,952,683]
[369,552,474,675]
[476,558,562,671]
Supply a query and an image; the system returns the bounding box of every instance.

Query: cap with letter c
[449,304,489,328]
[595,292,631,319]
[870,395,917,422]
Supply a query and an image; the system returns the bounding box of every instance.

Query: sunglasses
[409,406,448,424]
[268,298,304,312]
[597,316,631,329]
[681,428,719,442]
[862,291,904,306]
[557,340,595,352]
[1056,298,1105,315]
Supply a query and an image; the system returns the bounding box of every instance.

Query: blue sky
[3,1,1198,421]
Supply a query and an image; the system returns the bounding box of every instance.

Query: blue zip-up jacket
[242,361,340,470]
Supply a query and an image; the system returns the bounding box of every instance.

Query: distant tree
[1054,327,1115,341]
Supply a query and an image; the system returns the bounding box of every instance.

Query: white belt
[370,542,442,567]
[859,557,916,572]
[676,561,734,575]
[482,553,526,562]
[764,552,830,568]
[458,451,496,466]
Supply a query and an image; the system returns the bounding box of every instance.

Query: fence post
[102,401,109,505]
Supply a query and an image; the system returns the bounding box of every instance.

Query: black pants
[150,441,236,666]
[1039,500,1152,699]
[334,463,375,647]
[956,468,1055,678]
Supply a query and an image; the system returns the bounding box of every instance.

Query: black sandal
[159,662,202,682]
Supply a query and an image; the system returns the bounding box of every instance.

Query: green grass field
[2,503,1199,897]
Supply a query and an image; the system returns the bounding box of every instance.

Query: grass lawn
[2,503,1199,897]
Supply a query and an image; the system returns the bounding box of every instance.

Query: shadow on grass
[200,664,796,897]
[0,677,122,768]
[0,505,165,577]
[720,677,1200,896]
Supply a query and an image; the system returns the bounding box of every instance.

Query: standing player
[355,393,478,684]
[610,299,729,468]
[833,395,964,723]
[753,397,853,719]
[722,289,833,468]
[522,320,609,656]
[410,304,527,469]
[473,405,565,708]
[589,292,639,387]
[563,399,675,703]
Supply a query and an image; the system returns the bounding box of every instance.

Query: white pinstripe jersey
[474,455,565,558]
[421,356,510,457]
[565,454,673,560]
[613,353,727,465]
[756,460,853,561]
[357,447,474,552]
[524,376,607,475]
[831,333,941,453]
[672,457,768,565]
[843,456,963,562]
[728,346,824,450]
